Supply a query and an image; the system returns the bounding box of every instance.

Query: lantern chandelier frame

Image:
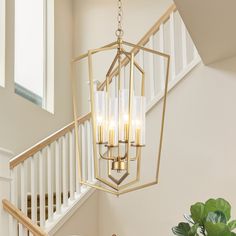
[71,0,170,196]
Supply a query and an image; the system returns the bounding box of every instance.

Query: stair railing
[5,3,201,235]
[101,3,200,112]
[2,199,48,236]
[8,113,94,235]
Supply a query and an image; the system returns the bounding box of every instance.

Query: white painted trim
[0,148,14,156]
[45,0,55,113]
[146,56,201,113]
[0,176,12,182]
[46,182,97,235]
[0,147,14,180]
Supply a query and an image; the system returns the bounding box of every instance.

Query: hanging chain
[116,0,124,39]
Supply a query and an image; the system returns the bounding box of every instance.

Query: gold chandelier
[71,0,170,196]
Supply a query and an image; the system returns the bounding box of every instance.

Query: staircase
[2,4,201,236]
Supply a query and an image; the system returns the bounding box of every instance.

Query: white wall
[98,56,236,236]
[0,0,74,154]
[53,191,99,236]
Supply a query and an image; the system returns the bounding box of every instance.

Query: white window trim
[14,0,54,113]
[0,0,5,87]
[44,0,54,113]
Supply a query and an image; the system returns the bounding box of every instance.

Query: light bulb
[123,114,129,123]
[97,115,103,125]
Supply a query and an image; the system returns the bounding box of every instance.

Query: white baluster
[55,139,61,214]
[86,121,92,182]
[20,162,27,236]
[69,131,75,201]
[159,23,165,90]
[62,135,68,207]
[181,20,187,68]
[152,32,159,95]
[30,155,37,224]
[148,36,155,100]
[39,150,45,228]
[47,145,53,222]
[81,124,87,186]
[89,120,95,181]
[9,168,18,236]
[170,12,176,80]
[143,41,152,103]
[75,127,81,195]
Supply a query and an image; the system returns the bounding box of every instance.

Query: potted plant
[172,198,236,236]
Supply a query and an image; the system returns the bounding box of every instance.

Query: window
[0,0,5,87]
[14,0,54,112]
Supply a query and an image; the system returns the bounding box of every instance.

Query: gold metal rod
[108,171,129,186]
[120,50,145,97]
[126,53,134,174]
[123,41,170,58]
[72,41,118,63]
[118,147,141,190]
[118,181,158,195]
[141,72,145,96]
[155,55,170,181]
[96,176,119,191]
[117,51,121,160]
[121,50,144,74]
[106,53,119,77]
[71,63,83,182]
[88,50,99,179]
[81,181,118,195]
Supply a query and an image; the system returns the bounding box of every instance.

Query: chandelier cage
[71,0,170,196]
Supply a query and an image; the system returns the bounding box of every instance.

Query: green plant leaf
[228,220,236,230]
[206,211,227,224]
[205,222,231,236]
[231,233,236,236]
[188,224,199,236]
[172,223,191,236]
[190,202,205,224]
[204,198,231,221]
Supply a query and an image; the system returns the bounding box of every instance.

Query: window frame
[14,0,54,113]
[0,0,5,87]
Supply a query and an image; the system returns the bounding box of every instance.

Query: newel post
[0,148,13,236]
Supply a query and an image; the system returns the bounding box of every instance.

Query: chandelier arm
[99,153,115,161]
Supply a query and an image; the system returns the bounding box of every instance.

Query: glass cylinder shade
[133,96,146,145]
[119,89,130,142]
[108,97,118,146]
[95,91,107,143]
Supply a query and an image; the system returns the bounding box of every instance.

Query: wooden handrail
[99,3,177,90]
[10,112,91,169]
[2,199,48,236]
